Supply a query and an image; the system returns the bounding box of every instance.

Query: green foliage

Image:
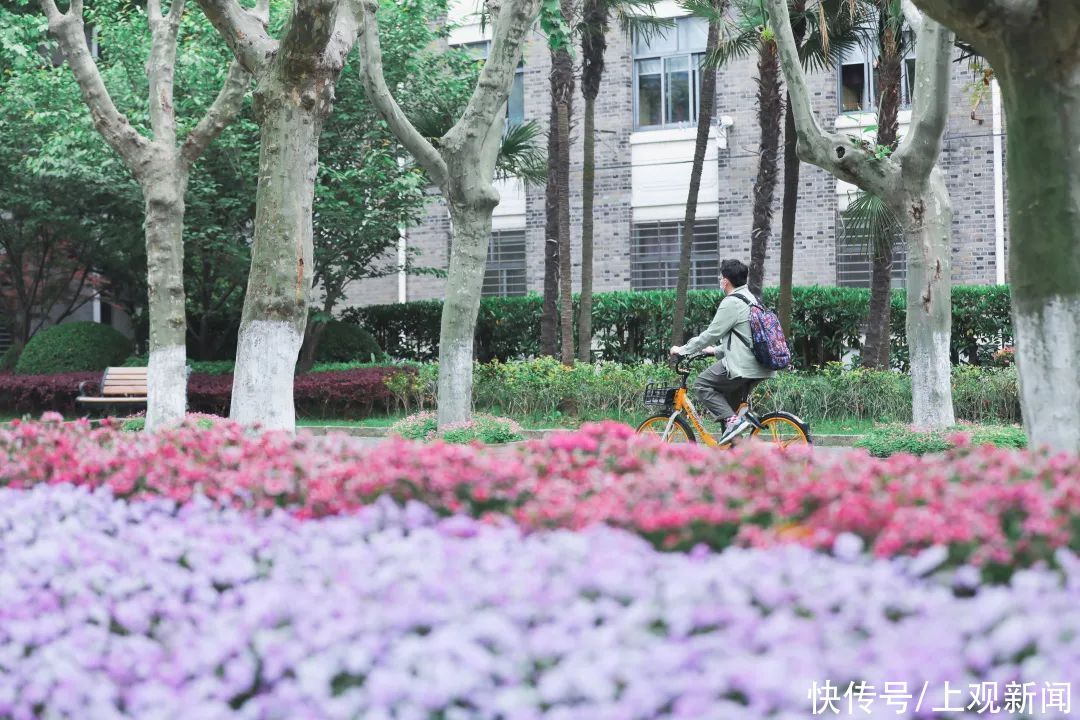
[389,412,524,444]
[314,321,384,363]
[120,415,218,432]
[348,285,1014,368]
[381,359,1021,426]
[0,345,20,372]
[15,322,132,375]
[856,424,1028,457]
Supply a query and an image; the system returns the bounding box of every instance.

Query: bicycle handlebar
[669,352,712,377]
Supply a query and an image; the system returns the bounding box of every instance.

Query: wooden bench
[77,367,149,410]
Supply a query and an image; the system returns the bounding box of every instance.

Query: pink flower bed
[2,416,1078,577]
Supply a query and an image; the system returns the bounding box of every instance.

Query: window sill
[630,126,716,144]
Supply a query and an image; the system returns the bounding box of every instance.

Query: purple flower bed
[3,485,1079,719]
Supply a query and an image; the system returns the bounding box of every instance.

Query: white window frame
[630,218,720,291]
[838,36,916,114]
[632,17,708,131]
[481,230,528,297]
[460,40,525,125]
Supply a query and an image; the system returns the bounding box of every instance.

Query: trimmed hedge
[314,320,383,362]
[0,344,20,372]
[344,285,1013,369]
[15,322,132,375]
[0,367,409,418]
[1,360,1020,425]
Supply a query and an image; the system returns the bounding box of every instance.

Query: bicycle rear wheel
[636,414,697,444]
[750,412,812,448]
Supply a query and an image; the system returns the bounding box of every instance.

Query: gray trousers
[693,361,757,421]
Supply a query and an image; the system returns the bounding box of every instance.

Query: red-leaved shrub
[0,366,410,417]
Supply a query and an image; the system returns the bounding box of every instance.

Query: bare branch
[354,0,449,188]
[147,0,163,20]
[180,60,252,168]
[764,0,891,195]
[281,0,343,71]
[444,0,541,154]
[192,0,276,73]
[147,2,184,146]
[891,16,953,179]
[324,0,359,69]
[908,0,1028,51]
[167,0,186,24]
[901,0,923,35]
[38,0,150,171]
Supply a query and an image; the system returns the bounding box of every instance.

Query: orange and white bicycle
[636,353,812,448]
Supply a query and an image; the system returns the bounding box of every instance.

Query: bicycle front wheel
[636,414,697,444]
[750,412,812,448]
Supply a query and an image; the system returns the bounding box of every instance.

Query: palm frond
[677,0,727,24]
[707,21,759,68]
[620,13,675,43]
[839,190,901,257]
[496,121,547,186]
[795,0,871,73]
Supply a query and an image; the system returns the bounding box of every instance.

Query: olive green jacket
[678,286,776,379]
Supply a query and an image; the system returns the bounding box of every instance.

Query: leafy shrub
[0,344,21,372]
[346,285,1013,368]
[314,320,383,363]
[124,355,236,375]
[15,322,132,375]
[389,411,524,444]
[382,360,1020,425]
[856,423,1028,457]
[120,413,221,432]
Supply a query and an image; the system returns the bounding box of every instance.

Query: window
[461,41,525,125]
[633,17,708,129]
[835,214,907,288]
[631,219,719,290]
[0,328,11,355]
[482,230,527,297]
[838,38,916,113]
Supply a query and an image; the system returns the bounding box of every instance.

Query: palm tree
[676,0,860,309]
[541,0,575,360]
[577,0,667,359]
[859,0,912,369]
[671,4,722,346]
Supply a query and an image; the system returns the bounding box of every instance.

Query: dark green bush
[856,423,1027,457]
[315,321,384,363]
[15,322,132,375]
[346,285,1013,368]
[0,344,20,372]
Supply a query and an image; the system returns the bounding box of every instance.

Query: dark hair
[720,259,749,287]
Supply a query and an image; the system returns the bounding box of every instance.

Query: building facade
[344,0,1008,307]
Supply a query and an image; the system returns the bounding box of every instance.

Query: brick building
[344,0,1008,307]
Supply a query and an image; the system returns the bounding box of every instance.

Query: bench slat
[102,387,149,395]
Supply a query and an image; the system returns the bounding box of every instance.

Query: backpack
[732,294,792,370]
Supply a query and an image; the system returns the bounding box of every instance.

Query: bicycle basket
[643,383,678,409]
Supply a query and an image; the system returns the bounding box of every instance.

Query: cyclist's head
[720,259,749,293]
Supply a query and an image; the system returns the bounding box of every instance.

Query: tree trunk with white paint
[141,165,190,429]
[358,0,541,426]
[197,0,357,431]
[767,0,956,428]
[907,0,1080,451]
[41,0,251,431]
[997,44,1080,451]
[230,82,329,429]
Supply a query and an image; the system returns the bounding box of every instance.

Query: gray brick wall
[344,28,1008,309]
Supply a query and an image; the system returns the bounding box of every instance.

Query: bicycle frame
[660,355,754,448]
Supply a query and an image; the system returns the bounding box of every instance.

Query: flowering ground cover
[1,417,1077,579]
[3,484,1078,719]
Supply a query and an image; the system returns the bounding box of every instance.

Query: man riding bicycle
[669,259,775,437]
